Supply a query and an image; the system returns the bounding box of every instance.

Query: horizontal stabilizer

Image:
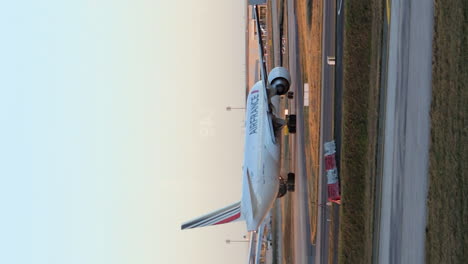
[181,201,242,230]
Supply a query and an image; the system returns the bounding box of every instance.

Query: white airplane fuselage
[241,81,281,231]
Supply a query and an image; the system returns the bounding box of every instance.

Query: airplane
[181,5,296,262]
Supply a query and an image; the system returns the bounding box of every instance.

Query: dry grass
[337,0,383,263]
[425,0,468,262]
[296,0,323,244]
[280,194,295,263]
[327,204,338,264]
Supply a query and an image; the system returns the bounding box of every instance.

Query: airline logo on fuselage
[249,90,260,135]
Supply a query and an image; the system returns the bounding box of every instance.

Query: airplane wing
[253,4,292,117]
[253,4,280,145]
[253,5,271,109]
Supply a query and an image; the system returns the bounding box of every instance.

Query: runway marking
[304,83,309,106]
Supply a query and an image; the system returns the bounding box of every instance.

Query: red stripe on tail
[214,212,241,225]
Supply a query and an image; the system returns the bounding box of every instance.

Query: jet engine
[268,67,291,96]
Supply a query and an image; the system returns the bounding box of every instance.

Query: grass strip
[425,0,468,263]
[337,0,383,263]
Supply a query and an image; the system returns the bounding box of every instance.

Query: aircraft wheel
[277,177,287,198]
[277,182,287,198]
[287,114,296,134]
[287,173,295,192]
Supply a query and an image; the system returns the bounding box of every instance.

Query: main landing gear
[277,173,296,198]
[287,172,295,192]
[286,114,296,134]
[272,113,296,135]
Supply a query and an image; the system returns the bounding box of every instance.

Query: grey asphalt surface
[331,1,344,264]
[377,0,434,263]
[285,0,339,262]
[285,0,312,263]
[268,0,341,262]
[316,0,337,263]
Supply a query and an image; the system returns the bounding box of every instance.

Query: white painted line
[304,83,309,106]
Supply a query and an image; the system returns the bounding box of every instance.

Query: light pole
[225,239,250,244]
[225,235,249,244]
[226,106,245,111]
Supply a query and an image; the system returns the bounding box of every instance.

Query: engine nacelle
[268,67,291,96]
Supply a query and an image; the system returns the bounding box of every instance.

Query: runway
[377,0,434,263]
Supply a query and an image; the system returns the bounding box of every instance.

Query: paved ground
[330,1,345,263]
[268,0,342,262]
[285,0,313,262]
[377,0,434,263]
[315,0,338,263]
[285,0,340,262]
[276,0,434,263]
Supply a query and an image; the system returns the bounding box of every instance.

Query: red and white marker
[324,140,341,204]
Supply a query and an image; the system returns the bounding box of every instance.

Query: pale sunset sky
[0,1,248,263]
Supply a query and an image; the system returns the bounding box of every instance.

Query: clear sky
[0,1,248,263]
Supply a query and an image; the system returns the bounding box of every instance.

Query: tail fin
[181,201,242,230]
